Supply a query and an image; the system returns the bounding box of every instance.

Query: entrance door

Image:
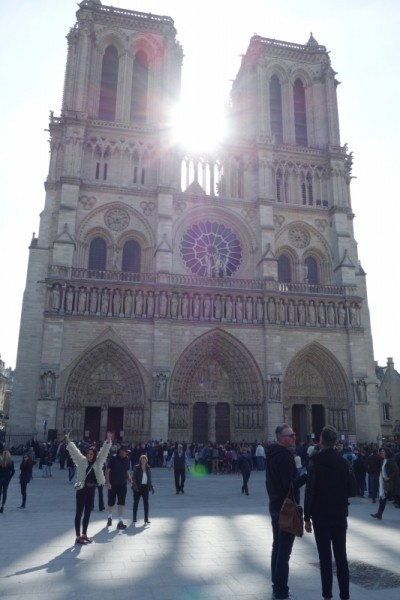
[107,407,124,441]
[193,402,208,443]
[311,404,325,441]
[292,404,307,443]
[215,403,230,444]
[84,407,101,442]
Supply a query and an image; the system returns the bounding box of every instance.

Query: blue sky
[1,0,399,370]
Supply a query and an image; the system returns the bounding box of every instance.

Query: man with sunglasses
[266,423,306,600]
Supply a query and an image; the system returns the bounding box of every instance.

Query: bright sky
[1,0,399,372]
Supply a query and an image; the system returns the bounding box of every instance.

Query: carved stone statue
[147,291,154,317]
[193,294,200,318]
[338,303,346,326]
[350,304,360,327]
[225,296,233,320]
[170,293,178,317]
[90,288,98,314]
[181,294,189,318]
[124,290,133,317]
[113,289,121,316]
[135,290,143,316]
[355,379,367,403]
[203,295,211,319]
[327,302,335,325]
[308,301,316,324]
[51,285,61,311]
[65,286,74,313]
[298,301,306,325]
[318,302,326,325]
[155,374,167,400]
[267,298,276,322]
[100,289,109,315]
[269,377,281,401]
[246,297,253,321]
[236,297,243,321]
[214,295,222,319]
[256,298,263,322]
[159,291,167,317]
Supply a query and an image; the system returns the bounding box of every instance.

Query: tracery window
[304,256,318,285]
[88,237,107,271]
[294,78,307,147]
[131,51,148,122]
[122,240,141,273]
[277,254,291,283]
[270,75,283,144]
[99,45,119,121]
[180,221,242,278]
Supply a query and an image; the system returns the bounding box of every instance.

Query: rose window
[180,221,242,277]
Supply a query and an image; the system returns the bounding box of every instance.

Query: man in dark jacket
[169,444,190,494]
[265,423,306,600]
[106,445,132,529]
[304,425,350,600]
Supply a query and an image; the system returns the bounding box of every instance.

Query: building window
[122,240,141,273]
[278,254,291,283]
[131,51,148,122]
[88,237,107,271]
[304,256,318,285]
[99,45,119,121]
[383,403,390,421]
[294,78,307,147]
[270,75,283,144]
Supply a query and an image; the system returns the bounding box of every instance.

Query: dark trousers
[312,514,349,600]
[133,485,149,521]
[368,474,379,501]
[174,468,186,492]
[74,486,95,537]
[241,469,251,494]
[0,480,10,506]
[20,481,28,507]
[270,511,295,599]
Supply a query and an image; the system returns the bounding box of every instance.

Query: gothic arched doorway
[169,329,265,443]
[61,340,147,441]
[284,343,349,443]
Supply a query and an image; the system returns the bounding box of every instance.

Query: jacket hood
[311,447,342,470]
[266,442,292,460]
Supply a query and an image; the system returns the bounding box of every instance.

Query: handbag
[74,465,94,492]
[383,478,394,493]
[279,482,304,537]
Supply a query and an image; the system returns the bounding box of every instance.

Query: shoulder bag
[279,482,304,537]
[74,465,94,492]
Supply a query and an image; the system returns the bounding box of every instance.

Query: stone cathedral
[10,0,380,444]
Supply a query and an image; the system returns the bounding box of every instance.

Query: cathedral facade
[10,0,380,444]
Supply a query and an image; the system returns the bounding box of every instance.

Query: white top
[141,471,148,485]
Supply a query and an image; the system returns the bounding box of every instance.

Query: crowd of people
[2,431,400,598]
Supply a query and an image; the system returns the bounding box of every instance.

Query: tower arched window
[88,237,107,271]
[294,78,307,147]
[270,75,283,144]
[131,51,148,122]
[122,240,141,273]
[99,45,119,121]
[278,254,291,283]
[304,256,318,285]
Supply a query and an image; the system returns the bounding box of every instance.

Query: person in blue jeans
[266,424,306,600]
[304,426,351,600]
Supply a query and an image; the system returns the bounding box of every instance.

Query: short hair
[320,425,338,447]
[275,423,291,438]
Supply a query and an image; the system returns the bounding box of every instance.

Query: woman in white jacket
[65,432,112,545]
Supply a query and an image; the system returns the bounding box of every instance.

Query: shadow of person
[125,523,145,537]
[6,544,85,578]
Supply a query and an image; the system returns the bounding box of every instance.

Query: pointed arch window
[122,240,141,273]
[99,45,119,121]
[294,78,307,147]
[131,51,149,122]
[88,237,107,271]
[304,256,318,285]
[278,254,291,283]
[270,75,283,144]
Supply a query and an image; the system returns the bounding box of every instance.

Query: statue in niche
[318,302,326,325]
[193,295,200,318]
[124,290,133,317]
[170,294,178,317]
[147,291,154,317]
[350,304,360,327]
[51,285,61,311]
[236,297,243,321]
[42,371,55,398]
[78,287,87,313]
[65,286,74,313]
[214,295,222,319]
[203,295,211,319]
[308,301,316,324]
[246,297,253,321]
[267,298,276,322]
[113,289,121,316]
[204,254,213,277]
[89,288,98,314]
[355,380,367,403]
[155,374,167,400]
[135,290,143,316]
[182,294,189,318]
[338,303,346,326]
[100,289,109,315]
[215,253,227,278]
[298,301,306,325]
[278,299,286,322]
[225,296,233,320]
[269,377,281,401]
[288,300,295,324]
[256,298,263,322]
[159,291,167,316]
[327,302,335,325]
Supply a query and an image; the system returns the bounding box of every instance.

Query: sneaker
[117,521,127,530]
[107,517,112,527]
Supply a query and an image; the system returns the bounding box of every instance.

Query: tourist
[19,453,34,509]
[238,446,252,495]
[370,447,400,521]
[0,445,15,513]
[106,444,132,529]
[132,454,154,525]
[169,443,190,494]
